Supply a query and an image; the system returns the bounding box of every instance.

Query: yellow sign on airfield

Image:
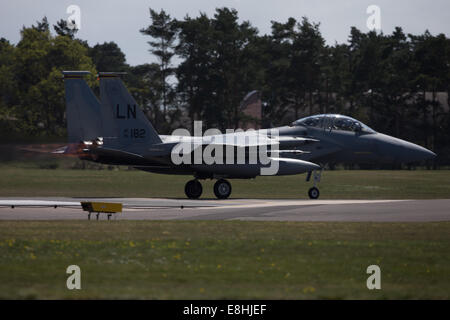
[80,202,123,220]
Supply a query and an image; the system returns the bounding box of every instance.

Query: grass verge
[0,220,449,299]
[0,167,449,199]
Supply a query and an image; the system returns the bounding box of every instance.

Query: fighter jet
[61,71,436,200]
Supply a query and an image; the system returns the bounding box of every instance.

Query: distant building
[238,90,262,129]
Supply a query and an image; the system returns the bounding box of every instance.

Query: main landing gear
[184,179,232,200]
[213,179,232,199]
[306,169,322,199]
[185,179,203,199]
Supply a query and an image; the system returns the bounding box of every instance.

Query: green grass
[0,221,449,299]
[0,167,449,199]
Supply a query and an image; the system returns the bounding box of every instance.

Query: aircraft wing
[88,147,145,161]
[161,132,318,149]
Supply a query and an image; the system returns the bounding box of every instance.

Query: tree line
[0,8,449,164]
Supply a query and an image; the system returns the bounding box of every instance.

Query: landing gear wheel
[185,180,203,199]
[214,179,232,199]
[308,187,320,199]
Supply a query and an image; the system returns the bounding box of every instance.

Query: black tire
[214,179,232,199]
[308,187,320,199]
[185,180,203,199]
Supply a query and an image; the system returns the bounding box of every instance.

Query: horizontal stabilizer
[98,72,127,78]
[52,146,69,154]
[89,147,144,161]
[62,71,91,77]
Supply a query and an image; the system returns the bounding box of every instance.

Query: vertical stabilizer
[62,71,101,142]
[99,72,162,148]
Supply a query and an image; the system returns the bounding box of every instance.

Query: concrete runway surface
[0,197,449,221]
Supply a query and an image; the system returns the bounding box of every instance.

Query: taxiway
[0,197,449,221]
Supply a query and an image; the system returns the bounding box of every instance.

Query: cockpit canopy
[292,114,375,134]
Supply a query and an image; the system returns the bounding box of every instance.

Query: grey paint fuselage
[275,123,436,165]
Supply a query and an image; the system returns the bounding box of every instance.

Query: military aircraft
[60,71,436,200]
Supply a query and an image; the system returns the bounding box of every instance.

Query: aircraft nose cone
[393,139,436,162]
[408,144,436,162]
[374,134,436,163]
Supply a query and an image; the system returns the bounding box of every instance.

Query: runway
[0,197,449,221]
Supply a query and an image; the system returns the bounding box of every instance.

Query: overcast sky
[1,0,449,66]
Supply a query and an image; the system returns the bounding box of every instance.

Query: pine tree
[140,9,177,119]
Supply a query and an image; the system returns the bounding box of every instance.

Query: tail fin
[99,72,162,148]
[62,71,101,143]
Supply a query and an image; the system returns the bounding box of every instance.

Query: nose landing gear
[306,169,322,199]
[308,186,320,199]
